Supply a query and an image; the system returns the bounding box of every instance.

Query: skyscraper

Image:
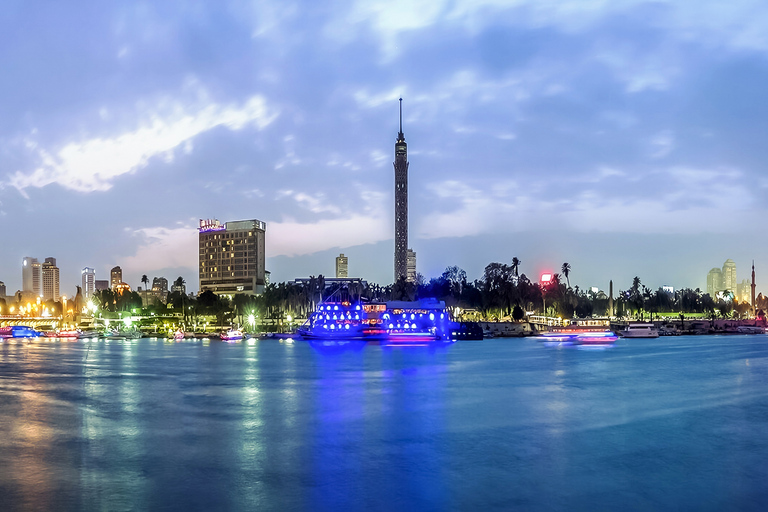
[198,218,267,295]
[82,267,96,298]
[22,257,42,297]
[152,277,168,299]
[335,254,348,278]
[722,259,737,292]
[752,262,756,310]
[394,98,409,282]
[707,268,722,297]
[42,257,60,301]
[110,266,122,289]
[406,249,416,283]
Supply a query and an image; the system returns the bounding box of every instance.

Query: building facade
[152,277,168,298]
[406,249,417,283]
[722,259,737,293]
[198,218,267,295]
[95,280,109,292]
[42,257,60,301]
[707,268,722,297]
[82,267,96,298]
[0,281,6,298]
[394,98,409,282]
[22,257,42,297]
[110,266,122,289]
[335,254,348,278]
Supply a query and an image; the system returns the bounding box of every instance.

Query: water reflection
[1,336,767,509]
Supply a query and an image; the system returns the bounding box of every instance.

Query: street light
[540,273,553,321]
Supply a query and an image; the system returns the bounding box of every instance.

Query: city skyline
[2,1,768,295]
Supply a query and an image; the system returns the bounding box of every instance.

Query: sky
[2,0,768,296]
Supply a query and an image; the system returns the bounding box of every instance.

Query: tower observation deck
[394,98,409,282]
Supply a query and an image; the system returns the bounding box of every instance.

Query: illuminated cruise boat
[0,326,43,339]
[297,298,457,343]
[537,323,618,347]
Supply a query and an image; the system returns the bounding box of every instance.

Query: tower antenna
[399,98,403,138]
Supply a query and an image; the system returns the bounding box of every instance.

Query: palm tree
[511,257,521,278]
[561,263,571,288]
[141,274,149,291]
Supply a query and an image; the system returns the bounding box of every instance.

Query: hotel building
[198,218,267,296]
[82,267,96,298]
[42,257,60,301]
[22,257,42,297]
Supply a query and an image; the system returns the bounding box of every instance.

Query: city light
[541,273,553,284]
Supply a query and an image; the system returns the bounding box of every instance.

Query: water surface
[0,335,767,511]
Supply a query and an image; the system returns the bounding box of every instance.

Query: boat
[0,326,43,338]
[221,329,244,341]
[297,298,457,343]
[537,324,618,346]
[56,329,82,339]
[620,323,659,338]
[736,325,765,334]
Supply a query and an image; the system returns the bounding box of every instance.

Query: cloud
[419,166,760,240]
[649,130,675,158]
[5,94,277,194]
[268,215,389,257]
[121,223,199,275]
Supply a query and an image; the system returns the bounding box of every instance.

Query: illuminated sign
[199,219,225,233]
[540,273,553,284]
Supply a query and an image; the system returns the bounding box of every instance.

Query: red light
[540,273,552,284]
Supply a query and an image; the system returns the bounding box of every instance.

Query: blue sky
[2,0,768,295]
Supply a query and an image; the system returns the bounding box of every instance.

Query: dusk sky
[2,0,768,296]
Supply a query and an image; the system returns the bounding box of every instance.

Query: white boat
[736,325,765,334]
[621,323,659,338]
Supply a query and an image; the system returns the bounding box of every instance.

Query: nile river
[0,335,767,511]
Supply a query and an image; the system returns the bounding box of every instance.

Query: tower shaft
[394,98,409,282]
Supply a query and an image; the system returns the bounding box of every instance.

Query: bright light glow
[541,273,553,283]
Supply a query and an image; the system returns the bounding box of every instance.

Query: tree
[141,274,149,291]
[561,263,571,288]
[511,257,521,278]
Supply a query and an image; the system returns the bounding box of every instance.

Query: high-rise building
[0,281,6,298]
[81,267,96,298]
[95,280,109,292]
[722,259,737,292]
[737,279,751,303]
[198,218,267,295]
[22,257,42,296]
[110,266,122,289]
[171,280,186,295]
[335,254,348,278]
[152,277,168,298]
[752,262,756,310]
[42,257,60,301]
[406,249,416,283]
[394,98,409,282]
[707,268,722,297]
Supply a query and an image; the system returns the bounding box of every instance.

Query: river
[0,335,766,511]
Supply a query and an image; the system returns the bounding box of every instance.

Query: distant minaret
[751,261,756,311]
[609,280,614,317]
[394,98,409,282]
